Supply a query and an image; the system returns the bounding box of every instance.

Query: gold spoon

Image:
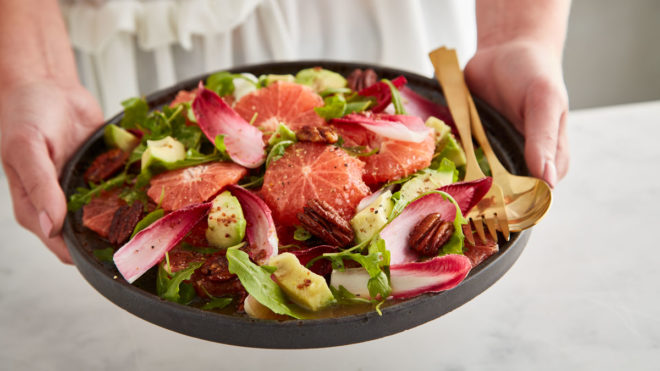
[466,95,553,231]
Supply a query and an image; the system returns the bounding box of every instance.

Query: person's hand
[0,81,103,263]
[465,40,569,187]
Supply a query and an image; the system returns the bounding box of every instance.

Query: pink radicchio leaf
[226,185,278,265]
[192,82,265,168]
[330,254,472,299]
[399,86,458,136]
[331,112,432,143]
[113,202,212,283]
[288,245,340,276]
[358,75,407,112]
[381,177,492,265]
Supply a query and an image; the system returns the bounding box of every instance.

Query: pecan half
[347,68,378,91]
[84,148,129,184]
[297,126,339,144]
[408,213,454,256]
[297,199,354,247]
[108,202,143,246]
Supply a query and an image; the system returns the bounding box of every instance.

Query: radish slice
[226,185,278,265]
[330,254,472,299]
[113,202,212,283]
[399,86,457,134]
[332,113,432,143]
[192,82,265,168]
[358,75,407,112]
[381,178,493,265]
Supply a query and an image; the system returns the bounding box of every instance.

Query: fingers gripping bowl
[61,61,531,348]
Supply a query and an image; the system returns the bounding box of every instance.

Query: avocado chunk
[350,190,394,243]
[141,136,186,171]
[104,124,139,153]
[425,116,466,167]
[261,74,295,87]
[269,253,335,311]
[206,191,247,248]
[399,168,455,205]
[295,67,347,93]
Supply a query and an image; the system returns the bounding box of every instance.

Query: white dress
[61,0,476,116]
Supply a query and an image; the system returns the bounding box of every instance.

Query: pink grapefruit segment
[261,142,370,226]
[234,81,325,137]
[82,189,126,238]
[147,162,247,211]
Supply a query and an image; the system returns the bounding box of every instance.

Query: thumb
[5,132,68,237]
[522,81,567,188]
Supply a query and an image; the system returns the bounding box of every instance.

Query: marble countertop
[1,101,658,370]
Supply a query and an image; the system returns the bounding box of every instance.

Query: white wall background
[563,0,660,109]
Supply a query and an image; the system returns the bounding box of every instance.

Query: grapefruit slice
[261,142,370,226]
[147,162,247,211]
[234,81,325,137]
[333,122,435,185]
[82,189,126,238]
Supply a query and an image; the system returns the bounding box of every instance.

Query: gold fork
[429,47,510,244]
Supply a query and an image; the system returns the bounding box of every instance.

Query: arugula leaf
[475,147,492,177]
[119,97,149,129]
[157,261,204,304]
[226,248,304,319]
[206,71,238,96]
[314,94,347,120]
[330,285,370,305]
[267,123,297,147]
[238,175,264,189]
[382,79,406,115]
[68,173,128,212]
[131,209,164,238]
[293,226,312,241]
[93,247,114,262]
[266,140,294,167]
[201,297,233,310]
[170,109,202,150]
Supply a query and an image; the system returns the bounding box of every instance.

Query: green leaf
[266,140,294,167]
[131,209,164,238]
[293,226,312,241]
[267,123,297,147]
[206,71,238,96]
[475,147,492,177]
[314,94,347,120]
[226,248,304,319]
[201,297,233,310]
[214,135,230,159]
[67,173,128,212]
[330,285,370,305]
[171,112,202,150]
[367,271,391,299]
[92,247,114,262]
[157,261,204,304]
[119,97,149,129]
[382,79,406,115]
[238,175,264,189]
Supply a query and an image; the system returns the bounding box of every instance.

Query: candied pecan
[297,199,354,247]
[297,126,339,144]
[84,148,129,184]
[107,202,143,245]
[197,252,235,281]
[347,68,378,91]
[408,213,454,256]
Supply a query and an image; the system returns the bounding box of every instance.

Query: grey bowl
[61,60,531,349]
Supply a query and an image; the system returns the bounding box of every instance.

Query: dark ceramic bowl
[61,61,531,349]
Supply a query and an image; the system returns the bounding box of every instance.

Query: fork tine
[484,215,498,242]
[497,211,510,241]
[464,218,476,246]
[472,217,488,244]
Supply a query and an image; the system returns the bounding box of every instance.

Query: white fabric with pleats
[61,0,476,116]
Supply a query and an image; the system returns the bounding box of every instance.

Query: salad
[69,66,499,319]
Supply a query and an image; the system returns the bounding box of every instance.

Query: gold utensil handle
[428,47,484,181]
